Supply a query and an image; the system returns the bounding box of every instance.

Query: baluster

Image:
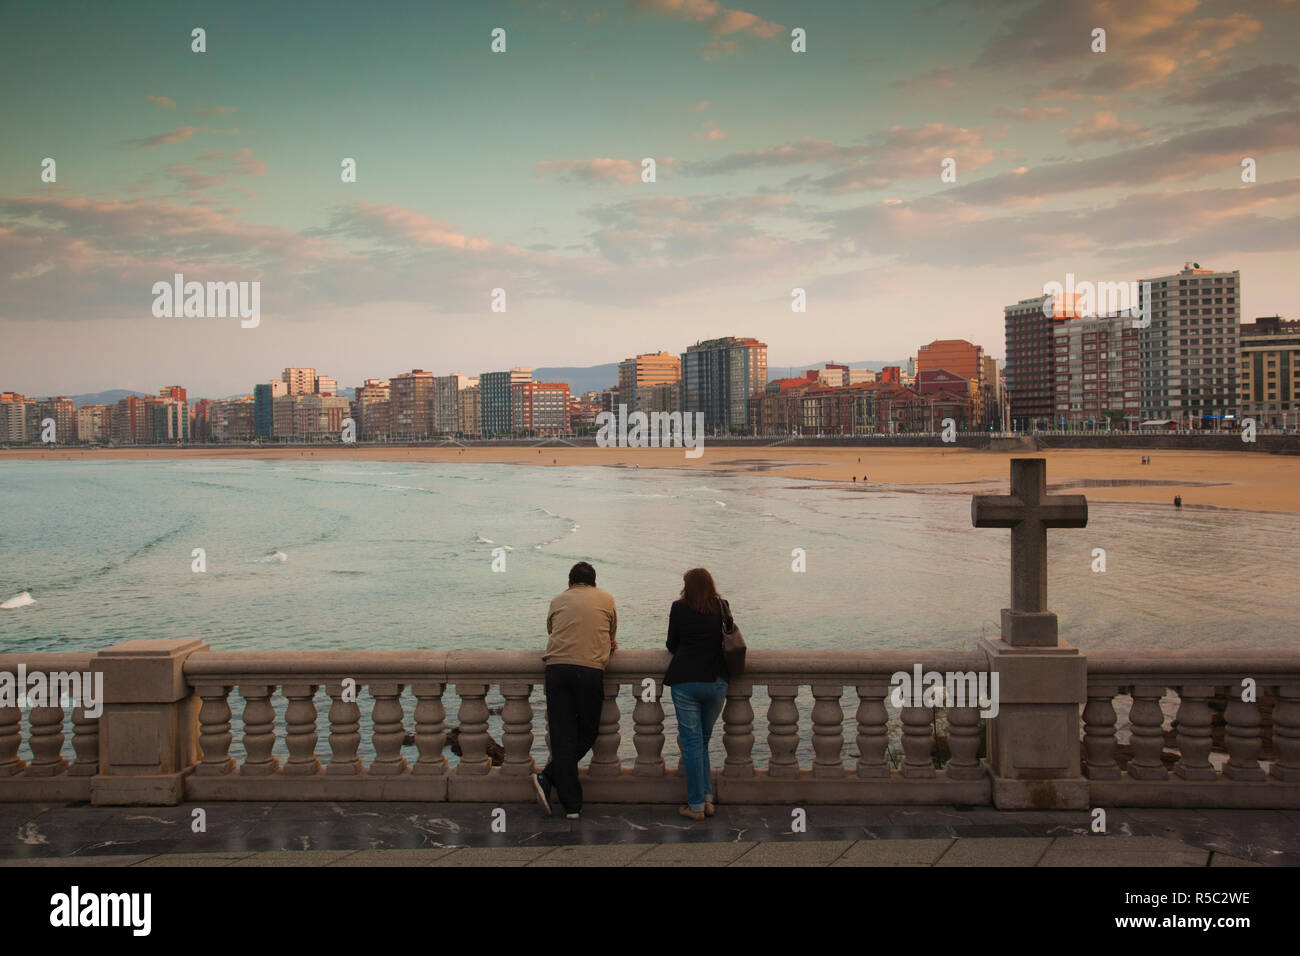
[946,706,984,779]
[811,684,844,777]
[722,680,755,778]
[588,680,622,777]
[501,682,535,776]
[1224,690,1265,781]
[26,704,68,776]
[1269,683,1300,781]
[854,681,889,778]
[369,682,408,775]
[1082,684,1121,779]
[1174,684,1216,780]
[454,683,491,774]
[68,704,99,776]
[1127,684,1168,780]
[239,684,280,776]
[411,682,448,776]
[0,703,26,776]
[900,705,936,778]
[632,678,665,777]
[766,684,800,778]
[194,684,235,776]
[281,683,321,776]
[326,681,364,776]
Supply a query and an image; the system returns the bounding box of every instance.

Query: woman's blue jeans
[671,678,728,812]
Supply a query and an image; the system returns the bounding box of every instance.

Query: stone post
[974,459,1089,809]
[90,638,208,806]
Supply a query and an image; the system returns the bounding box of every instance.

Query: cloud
[950,109,1300,204]
[146,95,176,110]
[196,105,239,115]
[628,0,782,55]
[1164,63,1300,106]
[689,100,711,112]
[129,126,242,149]
[165,148,267,192]
[534,157,678,186]
[995,106,1070,122]
[697,125,1013,192]
[891,68,960,93]
[694,122,726,141]
[1063,111,1152,145]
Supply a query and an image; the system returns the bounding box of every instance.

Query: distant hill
[533,364,619,396]
[67,389,148,408]
[767,360,908,381]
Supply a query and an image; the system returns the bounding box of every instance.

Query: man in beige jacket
[532,561,617,820]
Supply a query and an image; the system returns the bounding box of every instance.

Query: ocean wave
[1,591,35,610]
[252,550,288,563]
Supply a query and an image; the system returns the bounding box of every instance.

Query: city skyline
[3,0,1300,397]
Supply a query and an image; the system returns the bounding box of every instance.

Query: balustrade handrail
[1087,651,1300,681]
[180,648,990,684]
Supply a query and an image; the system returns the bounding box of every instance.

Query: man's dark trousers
[542,663,605,813]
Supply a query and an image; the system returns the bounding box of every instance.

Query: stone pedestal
[981,636,1089,809]
[90,638,207,806]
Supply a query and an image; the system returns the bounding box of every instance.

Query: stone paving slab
[0,803,1292,865]
[729,840,855,867]
[935,837,1053,867]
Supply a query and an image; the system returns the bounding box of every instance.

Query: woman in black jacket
[664,567,730,821]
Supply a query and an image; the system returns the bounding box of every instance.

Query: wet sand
[5,444,1299,514]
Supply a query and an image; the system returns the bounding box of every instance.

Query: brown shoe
[704,802,715,817]
[678,805,706,822]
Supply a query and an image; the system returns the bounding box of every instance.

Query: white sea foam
[253,550,288,563]
[1,591,35,609]
[476,535,495,544]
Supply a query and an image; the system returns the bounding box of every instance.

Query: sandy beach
[4,444,1299,514]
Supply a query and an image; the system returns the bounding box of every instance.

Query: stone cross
[972,458,1087,646]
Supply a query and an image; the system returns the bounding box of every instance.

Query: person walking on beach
[532,561,617,820]
[664,568,730,821]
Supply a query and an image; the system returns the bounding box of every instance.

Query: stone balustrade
[3,641,1298,808]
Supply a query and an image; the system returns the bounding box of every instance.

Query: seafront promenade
[2,461,1297,868]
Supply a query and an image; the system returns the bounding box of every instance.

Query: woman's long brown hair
[680,567,721,614]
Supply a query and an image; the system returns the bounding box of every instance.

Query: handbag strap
[719,596,734,633]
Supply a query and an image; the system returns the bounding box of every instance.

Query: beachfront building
[151,397,190,442]
[681,336,767,433]
[516,381,571,435]
[111,395,152,443]
[207,398,256,441]
[635,381,681,416]
[272,393,350,439]
[1138,262,1240,428]
[433,374,473,435]
[1051,313,1140,430]
[281,367,316,396]
[618,352,680,413]
[917,340,986,426]
[748,377,813,436]
[458,382,481,437]
[315,376,338,396]
[354,379,391,441]
[389,369,435,439]
[253,380,287,439]
[75,404,111,442]
[1240,316,1300,428]
[0,393,27,443]
[479,367,530,436]
[1005,295,1068,430]
[23,396,76,443]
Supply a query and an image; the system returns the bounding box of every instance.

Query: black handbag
[719,597,746,678]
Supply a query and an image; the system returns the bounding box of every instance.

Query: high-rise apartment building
[281,368,317,396]
[354,379,391,440]
[75,404,111,442]
[1051,314,1140,428]
[389,369,436,438]
[434,374,473,434]
[1240,316,1299,427]
[480,367,530,436]
[517,382,571,434]
[1005,296,1068,429]
[681,337,767,432]
[618,352,681,412]
[315,376,338,396]
[458,382,481,437]
[1138,263,1240,425]
[253,380,288,438]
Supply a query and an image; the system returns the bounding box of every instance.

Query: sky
[1,0,1298,397]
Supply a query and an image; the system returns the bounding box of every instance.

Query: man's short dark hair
[568,561,596,586]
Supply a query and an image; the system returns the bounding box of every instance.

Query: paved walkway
[3,802,1296,866]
